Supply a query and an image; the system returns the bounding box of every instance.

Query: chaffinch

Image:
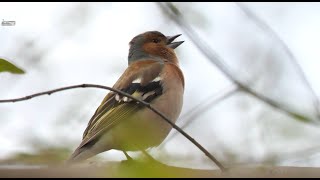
[67,31,184,163]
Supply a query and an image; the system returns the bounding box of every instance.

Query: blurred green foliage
[0,58,25,74]
[109,160,215,178]
[0,147,71,165]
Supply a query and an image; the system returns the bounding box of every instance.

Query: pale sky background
[1,2,320,169]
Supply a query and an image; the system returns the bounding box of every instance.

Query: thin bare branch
[0,84,226,171]
[157,2,319,124]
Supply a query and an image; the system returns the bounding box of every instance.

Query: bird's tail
[65,146,96,164]
[66,133,113,164]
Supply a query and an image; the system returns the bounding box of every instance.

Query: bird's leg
[123,151,133,161]
[140,149,158,163]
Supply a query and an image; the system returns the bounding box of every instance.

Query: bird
[67,31,185,163]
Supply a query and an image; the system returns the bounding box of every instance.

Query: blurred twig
[157,2,319,124]
[228,143,320,167]
[0,84,225,171]
[158,84,239,150]
[235,2,320,120]
[275,144,320,164]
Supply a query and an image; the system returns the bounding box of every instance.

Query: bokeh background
[1,2,320,169]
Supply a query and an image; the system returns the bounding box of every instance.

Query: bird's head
[128,31,184,65]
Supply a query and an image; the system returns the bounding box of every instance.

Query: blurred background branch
[235,2,320,120]
[157,2,319,124]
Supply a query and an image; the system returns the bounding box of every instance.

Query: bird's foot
[121,151,136,165]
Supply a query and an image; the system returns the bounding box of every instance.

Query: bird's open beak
[166,34,184,49]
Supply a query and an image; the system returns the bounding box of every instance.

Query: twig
[0,84,226,171]
[157,2,319,124]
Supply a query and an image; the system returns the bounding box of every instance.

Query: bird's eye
[152,39,160,43]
